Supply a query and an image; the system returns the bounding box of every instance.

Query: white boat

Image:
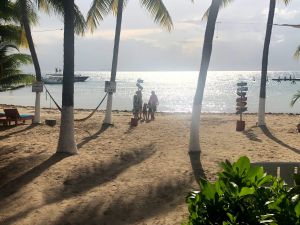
[42,68,89,84]
[42,75,63,84]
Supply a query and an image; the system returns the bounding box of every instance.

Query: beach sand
[0,106,299,225]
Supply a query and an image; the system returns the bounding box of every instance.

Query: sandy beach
[0,105,299,225]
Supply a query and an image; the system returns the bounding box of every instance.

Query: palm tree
[18,0,43,124]
[189,0,222,152]
[0,42,33,91]
[87,0,173,125]
[56,0,77,154]
[56,0,86,154]
[257,0,291,126]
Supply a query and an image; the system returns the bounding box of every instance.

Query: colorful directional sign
[236,97,247,102]
[237,82,247,86]
[236,102,247,107]
[237,86,248,92]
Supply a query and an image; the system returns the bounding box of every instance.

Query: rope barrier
[43,84,108,122]
[43,84,62,111]
[74,93,108,122]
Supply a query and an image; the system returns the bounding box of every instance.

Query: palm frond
[281,0,292,6]
[34,0,50,13]
[140,0,173,31]
[43,0,86,35]
[0,25,23,45]
[294,45,300,59]
[111,0,128,16]
[291,90,300,107]
[86,0,113,32]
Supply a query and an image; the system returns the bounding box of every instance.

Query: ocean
[0,71,300,113]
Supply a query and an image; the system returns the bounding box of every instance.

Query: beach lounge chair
[4,108,34,125]
[251,162,300,186]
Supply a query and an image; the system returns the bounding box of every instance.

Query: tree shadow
[243,127,262,142]
[260,126,300,154]
[0,124,37,140]
[0,153,68,202]
[188,151,206,183]
[0,154,47,186]
[53,177,192,225]
[77,124,110,149]
[45,144,156,204]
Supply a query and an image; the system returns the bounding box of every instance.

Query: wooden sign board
[236,107,248,113]
[237,92,247,97]
[32,81,43,92]
[236,102,247,107]
[237,82,247,86]
[236,97,247,102]
[237,87,248,92]
[105,81,116,93]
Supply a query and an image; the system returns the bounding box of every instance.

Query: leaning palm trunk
[20,0,42,124]
[189,0,221,152]
[103,0,124,125]
[57,0,78,154]
[258,0,276,126]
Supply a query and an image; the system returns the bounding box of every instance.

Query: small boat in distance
[42,68,89,84]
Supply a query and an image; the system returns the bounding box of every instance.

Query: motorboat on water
[42,68,89,84]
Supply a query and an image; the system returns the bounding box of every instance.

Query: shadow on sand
[0,153,47,186]
[0,124,38,140]
[52,177,192,225]
[77,124,110,149]
[188,151,206,183]
[260,126,300,154]
[243,126,262,142]
[46,144,156,204]
[0,153,68,201]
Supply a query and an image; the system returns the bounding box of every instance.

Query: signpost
[32,81,43,92]
[236,82,248,131]
[105,81,116,93]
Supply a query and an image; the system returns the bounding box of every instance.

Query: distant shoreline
[1,104,300,116]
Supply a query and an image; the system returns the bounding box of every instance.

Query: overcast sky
[24,0,300,72]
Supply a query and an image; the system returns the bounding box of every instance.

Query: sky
[24,0,300,72]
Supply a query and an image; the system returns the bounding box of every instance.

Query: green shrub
[185,156,300,225]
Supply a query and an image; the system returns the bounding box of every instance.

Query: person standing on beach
[137,90,143,119]
[133,91,140,119]
[148,91,159,120]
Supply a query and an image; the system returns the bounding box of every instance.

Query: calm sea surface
[1,71,300,113]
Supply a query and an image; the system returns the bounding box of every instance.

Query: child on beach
[142,103,148,121]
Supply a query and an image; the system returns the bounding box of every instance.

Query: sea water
[0,71,300,113]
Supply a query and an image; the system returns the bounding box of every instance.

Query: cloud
[262,8,300,21]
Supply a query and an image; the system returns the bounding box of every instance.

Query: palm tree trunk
[258,0,276,126]
[57,0,78,154]
[189,0,221,152]
[103,0,124,125]
[20,0,42,124]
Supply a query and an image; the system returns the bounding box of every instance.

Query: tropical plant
[87,0,173,124]
[7,0,85,123]
[291,90,300,106]
[0,42,33,91]
[257,0,291,126]
[189,0,222,152]
[294,45,300,59]
[184,156,300,224]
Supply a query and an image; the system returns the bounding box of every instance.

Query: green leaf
[238,187,255,197]
[233,156,250,176]
[199,178,216,201]
[295,201,300,218]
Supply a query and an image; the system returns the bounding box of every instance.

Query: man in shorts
[148,91,159,120]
